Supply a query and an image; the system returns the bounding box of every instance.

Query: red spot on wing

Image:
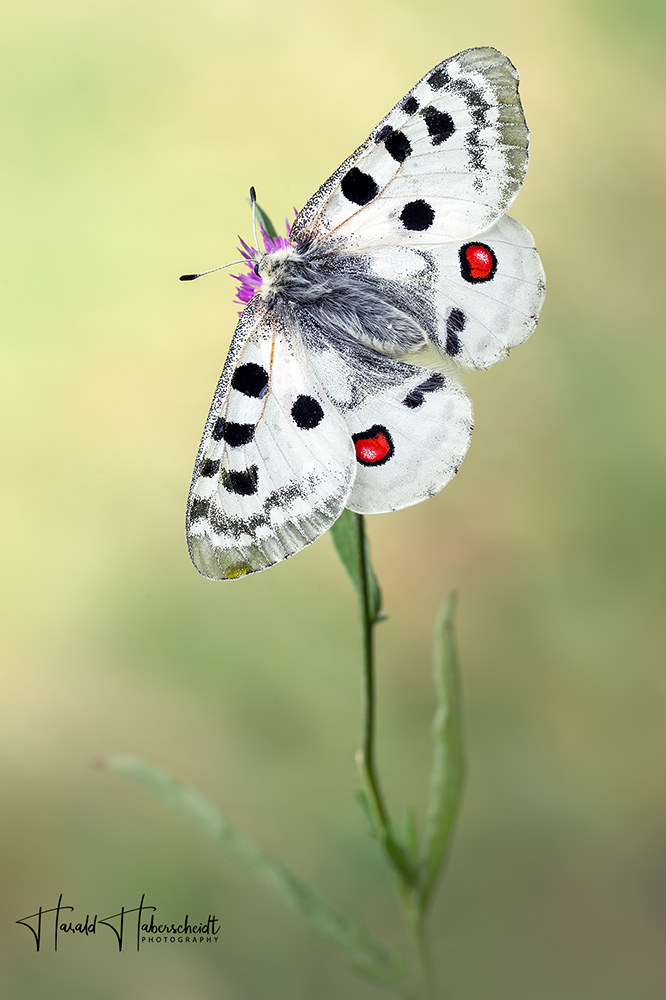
[352,426,394,466]
[459,242,497,283]
[355,434,390,463]
[465,244,494,279]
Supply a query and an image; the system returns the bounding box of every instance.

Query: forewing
[291,47,529,250]
[187,302,355,579]
[363,214,546,369]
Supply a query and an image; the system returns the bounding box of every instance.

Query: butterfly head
[180,206,299,292]
[233,225,298,309]
[253,246,300,298]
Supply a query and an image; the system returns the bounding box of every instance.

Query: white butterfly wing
[186,47,544,578]
[345,373,473,515]
[291,47,529,250]
[187,301,355,579]
[303,337,473,514]
[363,214,546,369]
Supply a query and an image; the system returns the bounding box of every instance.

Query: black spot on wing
[447,74,490,126]
[213,417,256,446]
[419,372,446,392]
[200,459,220,477]
[403,391,422,409]
[467,130,485,171]
[189,498,210,522]
[341,167,379,206]
[384,129,411,163]
[291,395,324,430]
[445,309,465,356]
[400,200,435,231]
[231,363,269,398]
[402,95,419,115]
[221,466,259,496]
[375,125,392,143]
[445,76,492,170]
[208,479,314,539]
[427,67,449,90]
[420,106,455,145]
[402,372,446,408]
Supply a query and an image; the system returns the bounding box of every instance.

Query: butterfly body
[256,242,429,358]
[186,48,545,580]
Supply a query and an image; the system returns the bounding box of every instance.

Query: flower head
[231,215,296,311]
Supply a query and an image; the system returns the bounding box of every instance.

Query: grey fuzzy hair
[256,242,437,360]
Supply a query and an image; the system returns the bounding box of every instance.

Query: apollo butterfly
[183,47,546,580]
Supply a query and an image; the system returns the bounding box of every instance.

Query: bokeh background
[2,0,665,997]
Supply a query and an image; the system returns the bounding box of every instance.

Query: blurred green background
[2,0,665,997]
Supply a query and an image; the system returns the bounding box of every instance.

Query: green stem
[332,509,455,999]
[355,516,432,1000]
[408,908,435,1000]
[357,514,390,834]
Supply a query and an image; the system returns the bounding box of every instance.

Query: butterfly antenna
[249,186,261,253]
[179,259,246,281]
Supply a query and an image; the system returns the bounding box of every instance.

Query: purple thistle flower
[231,213,297,311]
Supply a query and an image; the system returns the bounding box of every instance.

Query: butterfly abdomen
[304,274,428,357]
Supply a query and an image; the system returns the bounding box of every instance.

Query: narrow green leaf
[330,510,382,622]
[355,757,411,878]
[355,760,414,884]
[254,202,278,239]
[102,754,411,996]
[417,593,465,910]
[384,826,417,886]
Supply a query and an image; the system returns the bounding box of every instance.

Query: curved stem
[356,517,435,999]
[331,510,446,998]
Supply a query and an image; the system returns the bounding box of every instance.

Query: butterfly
[184,47,546,580]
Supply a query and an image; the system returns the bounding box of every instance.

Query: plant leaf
[330,510,382,623]
[417,593,465,910]
[254,202,278,239]
[102,754,411,996]
[384,824,418,887]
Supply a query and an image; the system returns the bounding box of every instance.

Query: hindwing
[362,214,546,369]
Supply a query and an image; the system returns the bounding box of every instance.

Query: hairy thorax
[254,243,429,358]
